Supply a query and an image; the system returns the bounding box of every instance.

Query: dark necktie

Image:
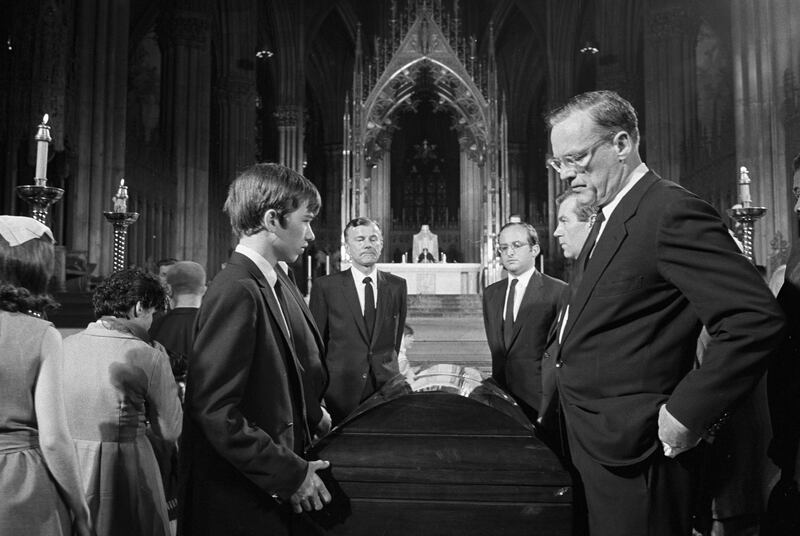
[581,210,606,270]
[273,278,293,343]
[363,276,376,339]
[503,278,518,349]
[570,210,606,301]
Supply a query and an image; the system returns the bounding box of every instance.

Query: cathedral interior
[2,0,799,284]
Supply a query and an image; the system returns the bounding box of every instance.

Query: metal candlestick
[728,206,767,263]
[17,114,63,225]
[103,212,139,272]
[16,184,64,226]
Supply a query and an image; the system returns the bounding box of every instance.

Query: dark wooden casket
[306,365,573,535]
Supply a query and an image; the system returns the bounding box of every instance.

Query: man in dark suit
[540,189,597,440]
[180,163,331,536]
[310,217,407,425]
[764,153,800,534]
[547,90,785,536]
[482,221,566,422]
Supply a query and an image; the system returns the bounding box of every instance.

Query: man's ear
[613,131,633,160]
[262,209,280,232]
[532,244,541,258]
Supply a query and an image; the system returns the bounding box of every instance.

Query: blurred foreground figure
[0,215,94,536]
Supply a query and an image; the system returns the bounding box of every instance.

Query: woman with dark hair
[0,216,94,536]
[62,268,182,536]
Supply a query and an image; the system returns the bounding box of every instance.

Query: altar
[376,262,481,295]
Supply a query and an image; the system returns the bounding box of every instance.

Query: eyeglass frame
[496,240,534,256]
[548,133,618,175]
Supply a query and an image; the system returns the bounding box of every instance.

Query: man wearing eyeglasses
[546,90,785,536]
[481,221,566,424]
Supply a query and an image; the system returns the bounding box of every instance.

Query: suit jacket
[310,268,407,424]
[179,252,327,535]
[274,265,329,431]
[556,172,785,467]
[540,291,569,434]
[482,270,566,418]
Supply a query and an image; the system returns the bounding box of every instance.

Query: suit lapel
[561,172,658,343]
[372,271,392,347]
[507,271,543,349]
[487,283,505,348]
[228,253,295,353]
[341,270,369,342]
[275,266,325,353]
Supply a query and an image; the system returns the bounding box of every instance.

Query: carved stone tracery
[342,0,506,264]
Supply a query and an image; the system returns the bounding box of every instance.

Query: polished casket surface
[307,365,572,535]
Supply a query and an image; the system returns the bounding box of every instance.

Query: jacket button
[544,352,551,359]
[555,360,564,368]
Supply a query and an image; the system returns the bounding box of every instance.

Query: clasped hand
[289,460,332,513]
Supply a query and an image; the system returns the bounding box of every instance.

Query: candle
[325,255,330,275]
[307,254,312,279]
[738,166,752,207]
[402,252,407,263]
[113,179,128,213]
[34,114,52,186]
[441,252,447,263]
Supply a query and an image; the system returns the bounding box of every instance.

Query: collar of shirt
[596,163,649,241]
[235,244,278,289]
[235,244,292,337]
[504,265,536,321]
[350,265,378,313]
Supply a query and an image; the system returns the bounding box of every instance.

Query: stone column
[323,143,342,228]
[71,0,130,275]
[545,0,585,109]
[270,0,305,173]
[643,0,699,183]
[731,0,800,269]
[368,153,391,262]
[507,142,526,217]
[213,71,256,271]
[595,0,643,106]
[275,105,304,172]
[159,8,212,267]
[460,149,483,263]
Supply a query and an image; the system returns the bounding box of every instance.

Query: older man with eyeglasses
[546,90,785,536]
[481,221,566,425]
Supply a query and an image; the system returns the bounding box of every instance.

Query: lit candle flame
[42,114,49,125]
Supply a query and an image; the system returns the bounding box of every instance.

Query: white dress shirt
[349,266,378,314]
[503,265,536,322]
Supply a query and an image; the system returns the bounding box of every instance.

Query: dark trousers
[566,425,698,536]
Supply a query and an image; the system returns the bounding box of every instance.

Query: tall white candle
[34,114,52,186]
[738,166,752,207]
[113,179,128,212]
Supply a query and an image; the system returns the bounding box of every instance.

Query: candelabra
[17,184,64,225]
[730,166,766,263]
[103,179,138,272]
[16,115,63,225]
[729,206,767,263]
[103,212,139,272]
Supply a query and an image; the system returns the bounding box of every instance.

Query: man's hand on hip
[658,403,701,458]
